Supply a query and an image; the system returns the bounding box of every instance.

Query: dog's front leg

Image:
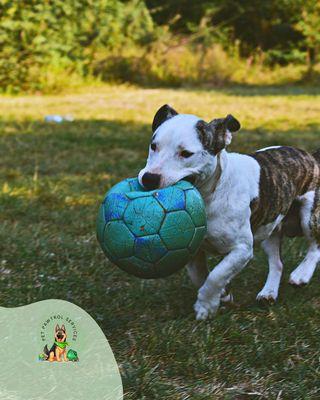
[186,250,208,288]
[194,243,253,320]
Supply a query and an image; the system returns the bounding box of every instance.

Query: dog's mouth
[182,174,196,185]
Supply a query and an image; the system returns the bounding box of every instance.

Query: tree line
[0,0,319,91]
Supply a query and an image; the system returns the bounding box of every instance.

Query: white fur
[225,129,232,146]
[256,146,282,152]
[201,151,260,256]
[256,232,283,301]
[191,152,261,319]
[289,242,320,285]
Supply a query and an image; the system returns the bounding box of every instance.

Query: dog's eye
[150,142,157,151]
[180,150,194,158]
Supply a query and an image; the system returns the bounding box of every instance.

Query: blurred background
[1,0,319,93]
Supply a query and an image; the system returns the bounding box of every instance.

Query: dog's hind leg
[187,250,208,288]
[256,231,283,302]
[289,242,320,285]
[289,190,320,286]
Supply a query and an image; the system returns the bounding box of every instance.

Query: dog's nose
[142,172,161,190]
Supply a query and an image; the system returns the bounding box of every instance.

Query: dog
[43,324,69,362]
[138,104,320,320]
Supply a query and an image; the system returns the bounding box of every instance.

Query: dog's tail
[313,149,320,163]
[43,345,50,360]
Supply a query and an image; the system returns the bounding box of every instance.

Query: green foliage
[0,0,319,91]
[0,0,155,92]
[146,0,316,65]
[296,0,320,71]
[296,0,320,49]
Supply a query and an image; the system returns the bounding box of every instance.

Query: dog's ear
[225,114,241,133]
[220,114,241,147]
[152,104,178,133]
[61,324,66,332]
[197,114,241,155]
[55,324,60,331]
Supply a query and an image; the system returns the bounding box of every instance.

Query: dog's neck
[198,150,230,200]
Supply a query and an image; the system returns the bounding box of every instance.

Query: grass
[1,84,320,399]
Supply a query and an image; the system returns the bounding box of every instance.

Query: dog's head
[54,324,67,342]
[138,104,241,190]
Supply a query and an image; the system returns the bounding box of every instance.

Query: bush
[0,0,318,92]
[0,0,155,92]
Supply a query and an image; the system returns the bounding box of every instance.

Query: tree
[296,0,320,74]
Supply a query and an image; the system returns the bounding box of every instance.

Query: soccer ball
[97,178,207,279]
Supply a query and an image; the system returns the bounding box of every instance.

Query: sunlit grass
[0,84,320,399]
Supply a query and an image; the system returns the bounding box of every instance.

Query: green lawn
[1,84,320,399]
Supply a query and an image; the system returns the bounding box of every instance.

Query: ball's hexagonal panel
[128,178,144,192]
[96,204,106,244]
[103,220,135,259]
[185,189,206,227]
[154,248,191,277]
[174,180,194,190]
[154,186,185,212]
[104,193,129,222]
[188,226,206,255]
[135,234,167,263]
[124,196,165,237]
[117,256,155,278]
[160,210,195,250]
[107,179,132,195]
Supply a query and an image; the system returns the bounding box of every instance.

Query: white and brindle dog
[138,104,320,320]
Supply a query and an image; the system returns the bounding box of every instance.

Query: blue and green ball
[97,178,207,279]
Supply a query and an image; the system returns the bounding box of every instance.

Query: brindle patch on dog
[249,146,320,232]
[196,115,240,155]
[196,119,229,155]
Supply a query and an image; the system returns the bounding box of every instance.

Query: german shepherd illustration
[43,324,69,362]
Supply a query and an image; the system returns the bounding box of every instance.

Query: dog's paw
[289,273,309,287]
[256,288,277,303]
[194,298,219,321]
